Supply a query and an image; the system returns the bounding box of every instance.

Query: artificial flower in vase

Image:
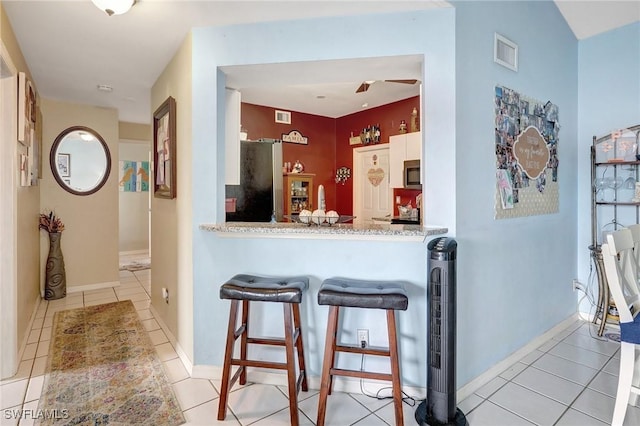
[39,211,66,300]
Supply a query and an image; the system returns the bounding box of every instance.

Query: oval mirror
[50,126,111,196]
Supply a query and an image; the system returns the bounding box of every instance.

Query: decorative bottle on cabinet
[284,173,315,217]
[410,107,419,132]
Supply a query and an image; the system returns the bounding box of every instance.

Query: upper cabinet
[389,131,422,188]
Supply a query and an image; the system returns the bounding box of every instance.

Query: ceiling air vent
[494,33,518,72]
[275,110,291,124]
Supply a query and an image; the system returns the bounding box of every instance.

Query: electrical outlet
[162,287,169,304]
[357,329,369,348]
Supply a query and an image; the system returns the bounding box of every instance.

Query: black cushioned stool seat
[317,277,408,426]
[217,274,309,426]
[318,277,408,310]
[220,274,308,303]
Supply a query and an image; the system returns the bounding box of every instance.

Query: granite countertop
[200,221,447,241]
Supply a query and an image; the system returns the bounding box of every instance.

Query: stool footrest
[233,324,246,339]
[247,328,300,347]
[296,371,305,394]
[232,358,289,371]
[335,344,391,357]
[227,365,246,391]
[330,367,392,382]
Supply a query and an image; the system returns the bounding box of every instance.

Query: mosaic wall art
[494,85,559,219]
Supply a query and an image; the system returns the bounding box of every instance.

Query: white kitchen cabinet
[389,131,422,188]
[405,131,422,161]
[225,89,241,185]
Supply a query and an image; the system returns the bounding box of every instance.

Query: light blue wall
[190,3,583,389]
[191,9,457,388]
[576,22,640,314]
[453,1,579,384]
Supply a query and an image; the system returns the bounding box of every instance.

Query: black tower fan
[416,238,467,426]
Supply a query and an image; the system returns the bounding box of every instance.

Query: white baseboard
[119,250,149,256]
[67,281,120,294]
[455,313,580,401]
[14,295,43,377]
[149,304,194,375]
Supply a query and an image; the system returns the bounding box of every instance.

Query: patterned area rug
[36,301,185,425]
[119,259,151,272]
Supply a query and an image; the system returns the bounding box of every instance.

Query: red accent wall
[334,97,420,215]
[240,96,420,216]
[393,188,423,215]
[241,103,336,209]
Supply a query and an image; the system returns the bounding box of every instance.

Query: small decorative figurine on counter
[399,120,407,134]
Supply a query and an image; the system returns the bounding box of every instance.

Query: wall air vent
[275,110,291,124]
[494,33,518,72]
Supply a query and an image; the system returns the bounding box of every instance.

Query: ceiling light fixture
[91,0,136,16]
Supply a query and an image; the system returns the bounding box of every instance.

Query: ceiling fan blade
[384,79,418,85]
[356,82,370,93]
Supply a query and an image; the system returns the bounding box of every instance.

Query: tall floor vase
[45,232,66,300]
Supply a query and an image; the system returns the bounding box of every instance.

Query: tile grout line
[463,323,618,424]
[551,327,621,425]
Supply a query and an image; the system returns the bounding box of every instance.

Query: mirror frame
[49,126,112,196]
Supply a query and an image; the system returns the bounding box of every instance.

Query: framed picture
[17,72,36,145]
[57,153,70,177]
[153,96,176,199]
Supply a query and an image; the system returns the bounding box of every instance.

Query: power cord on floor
[358,354,418,407]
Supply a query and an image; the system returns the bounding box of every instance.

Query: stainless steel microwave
[403,160,421,189]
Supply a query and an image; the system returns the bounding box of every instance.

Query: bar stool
[217,274,309,426]
[316,277,408,426]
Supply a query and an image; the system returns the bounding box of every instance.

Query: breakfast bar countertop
[200,221,447,242]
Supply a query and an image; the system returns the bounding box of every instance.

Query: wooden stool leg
[217,300,239,420]
[387,309,404,426]
[283,303,300,426]
[327,305,340,395]
[317,305,339,426]
[240,300,249,385]
[292,303,308,392]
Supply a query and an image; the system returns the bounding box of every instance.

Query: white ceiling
[3,1,638,124]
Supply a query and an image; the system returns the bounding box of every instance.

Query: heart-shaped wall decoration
[367,168,385,187]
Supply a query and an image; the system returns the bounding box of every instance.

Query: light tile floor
[2,266,640,425]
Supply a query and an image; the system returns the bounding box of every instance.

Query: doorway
[0,41,18,378]
[118,140,151,268]
[353,145,392,223]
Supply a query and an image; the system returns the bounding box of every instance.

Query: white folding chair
[602,229,640,425]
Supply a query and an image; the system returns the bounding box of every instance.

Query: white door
[353,145,392,223]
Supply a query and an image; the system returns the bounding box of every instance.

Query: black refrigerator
[225,140,283,222]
